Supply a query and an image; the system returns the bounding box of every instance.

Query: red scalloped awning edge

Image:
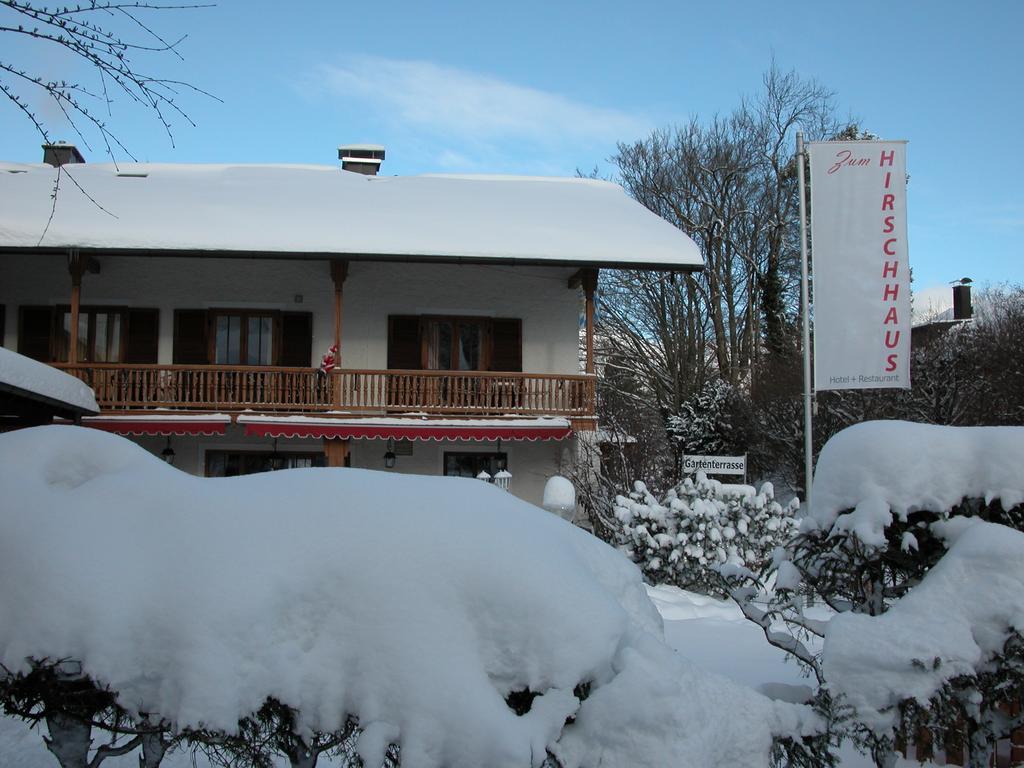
[82,420,229,437]
[243,423,573,441]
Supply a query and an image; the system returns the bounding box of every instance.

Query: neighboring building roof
[0,347,99,418]
[0,162,703,270]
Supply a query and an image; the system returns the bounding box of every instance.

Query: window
[388,316,522,372]
[56,307,124,362]
[173,310,312,367]
[443,452,508,480]
[205,450,326,477]
[212,311,275,365]
[18,306,158,363]
[423,317,487,370]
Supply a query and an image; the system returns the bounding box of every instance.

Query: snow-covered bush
[0,426,817,768]
[721,421,1024,767]
[614,471,798,596]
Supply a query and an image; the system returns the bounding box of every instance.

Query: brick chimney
[42,142,86,167]
[952,283,973,320]
[338,144,385,175]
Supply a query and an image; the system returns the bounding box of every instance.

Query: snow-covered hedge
[720,421,1024,766]
[0,426,814,768]
[614,472,798,595]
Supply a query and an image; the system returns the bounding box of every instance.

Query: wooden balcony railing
[53,364,596,417]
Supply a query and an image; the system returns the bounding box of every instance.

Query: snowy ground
[648,585,936,768]
[0,585,925,767]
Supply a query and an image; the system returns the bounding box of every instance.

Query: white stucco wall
[0,254,582,374]
[128,426,571,511]
[0,253,585,511]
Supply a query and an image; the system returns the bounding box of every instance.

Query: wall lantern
[160,437,176,465]
[269,438,284,471]
[384,438,397,469]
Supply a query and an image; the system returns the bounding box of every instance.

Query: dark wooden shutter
[387,316,421,370]
[125,309,159,363]
[280,312,313,367]
[18,306,53,361]
[0,305,5,349]
[490,318,522,372]
[173,310,209,364]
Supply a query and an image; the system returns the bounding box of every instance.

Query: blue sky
[2,0,1021,310]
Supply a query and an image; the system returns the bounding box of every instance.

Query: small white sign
[682,455,747,476]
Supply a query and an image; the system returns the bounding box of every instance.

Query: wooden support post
[330,260,349,369]
[323,437,350,468]
[67,250,86,364]
[330,260,349,408]
[581,268,599,375]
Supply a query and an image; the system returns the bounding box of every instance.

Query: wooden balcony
[54,364,596,417]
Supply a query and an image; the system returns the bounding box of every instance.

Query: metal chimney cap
[42,142,86,166]
[338,144,385,160]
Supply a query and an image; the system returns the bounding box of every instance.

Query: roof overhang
[0,347,99,419]
[0,245,701,272]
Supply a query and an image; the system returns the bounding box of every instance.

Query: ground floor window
[205,450,326,477]
[443,452,508,480]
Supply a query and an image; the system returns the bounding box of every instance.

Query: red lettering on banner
[828,149,872,174]
[873,146,902,380]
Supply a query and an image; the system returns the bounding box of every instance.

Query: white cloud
[313,56,648,148]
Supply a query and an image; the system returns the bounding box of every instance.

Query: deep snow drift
[806,420,1024,546]
[824,519,1024,731]
[0,426,811,768]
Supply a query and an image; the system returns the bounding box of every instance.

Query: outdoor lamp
[161,437,176,465]
[384,438,397,469]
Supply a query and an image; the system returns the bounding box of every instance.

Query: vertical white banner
[809,140,910,390]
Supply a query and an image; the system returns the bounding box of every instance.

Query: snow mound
[808,421,1024,545]
[0,426,809,768]
[823,521,1024,730]
[542,475,575,514]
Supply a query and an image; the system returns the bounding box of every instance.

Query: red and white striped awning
[81,414,231,436]
[238,415,573,442]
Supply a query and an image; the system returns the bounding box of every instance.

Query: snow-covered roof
[0,162,703,269]
[0,347,98,416]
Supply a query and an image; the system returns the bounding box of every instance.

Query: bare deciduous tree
[0,0,215,160]
[601,64,843,439]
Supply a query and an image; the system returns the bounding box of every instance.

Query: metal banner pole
[796,131,814,512]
